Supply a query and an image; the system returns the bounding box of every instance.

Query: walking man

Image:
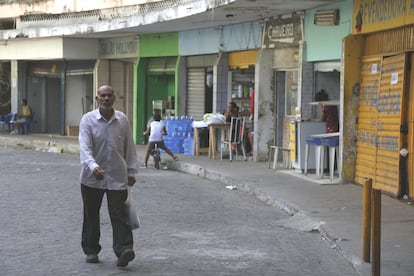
[79,85,138,267]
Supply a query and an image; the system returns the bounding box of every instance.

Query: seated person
[224,101,240,122]
[315,90,339,133]
[11,99,32,134]
[224,101,253,156]
[142,112,178,168]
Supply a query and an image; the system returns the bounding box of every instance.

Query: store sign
[353,0,414,34]
[99,36,138,59]
[263,16,302,49]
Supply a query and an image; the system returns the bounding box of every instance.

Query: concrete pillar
[10,60,18,113]
[254,49,274,161]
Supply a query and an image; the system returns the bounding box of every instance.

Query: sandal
[140,164,147,168]
[173,156,179,161]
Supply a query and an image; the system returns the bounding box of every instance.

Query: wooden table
[193,127,209,156]
[208,123,230,159]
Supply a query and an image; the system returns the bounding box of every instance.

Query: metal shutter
[375,54,406,195]
[186,68,205,120]
[355,56,381,186]
[355,54,406,196]
[147,57,176,75]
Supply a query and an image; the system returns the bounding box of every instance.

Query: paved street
[0,148,357,275]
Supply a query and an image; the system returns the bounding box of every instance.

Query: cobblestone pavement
[0,148,357,275]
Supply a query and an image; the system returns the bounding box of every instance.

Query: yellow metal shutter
[374,54,406,195]
[355,56,381,186]
[355,54,406,196]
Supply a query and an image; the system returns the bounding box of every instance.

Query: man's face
[96,87,115,109]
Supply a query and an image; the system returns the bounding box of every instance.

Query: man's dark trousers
[81,184,133,257]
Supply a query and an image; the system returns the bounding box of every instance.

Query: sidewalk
[1,133,413,275]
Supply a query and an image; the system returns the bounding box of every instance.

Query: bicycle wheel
[155,157,160,169]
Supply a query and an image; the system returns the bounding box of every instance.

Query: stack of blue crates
[183,134,194,155]
[163,116,193,154]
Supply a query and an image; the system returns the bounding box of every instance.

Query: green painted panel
[140,33,179,57]
[135,56,179,143]
[146,74,175,118]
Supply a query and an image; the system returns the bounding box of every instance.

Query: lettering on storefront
[359,130,377,146]
[361,0,406,24]
[377,135,399,151]
[263,16,301,49]
[354,0,414,34]
[268,24,294,40]
[358,130,399,151]
[99,37,138,59]
[360,81,401,114]
[360,79,379,110]
[378,92,401,114]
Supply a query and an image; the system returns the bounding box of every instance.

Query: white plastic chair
[268,145,291,170]
[220,116,247,161]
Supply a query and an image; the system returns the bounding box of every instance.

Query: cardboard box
[66,126,79,136]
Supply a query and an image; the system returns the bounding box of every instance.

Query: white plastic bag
[126,186,140,230]
[203,113,225,124]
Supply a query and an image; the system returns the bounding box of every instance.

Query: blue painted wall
[304,0,353,62]
[179,21,262,56]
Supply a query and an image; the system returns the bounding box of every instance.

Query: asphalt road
[0,148,358,275]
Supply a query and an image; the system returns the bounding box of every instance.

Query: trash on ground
[225,185,237,190]
[47,146,63,153]
[272,211,325,232]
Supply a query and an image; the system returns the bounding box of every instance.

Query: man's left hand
[127,176,136,186]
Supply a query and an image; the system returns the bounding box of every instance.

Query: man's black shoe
[117,249,135,267]
[86,254,99,263]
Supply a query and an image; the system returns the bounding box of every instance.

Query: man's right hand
[93,167,105,180]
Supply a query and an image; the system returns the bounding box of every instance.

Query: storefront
[131,22,264,157]
[262,15,304,166]
[135,33,181,144]
[292,1,353,176]
[25,60,95,134]
[179,22,262,124]
[185,54,217,120]
[0,37,99,135]
[97,36,138,126]
[350,0,414,198]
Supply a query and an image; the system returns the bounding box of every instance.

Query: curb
[174,159,363,275]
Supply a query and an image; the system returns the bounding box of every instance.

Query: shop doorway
[27,76,62,134]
